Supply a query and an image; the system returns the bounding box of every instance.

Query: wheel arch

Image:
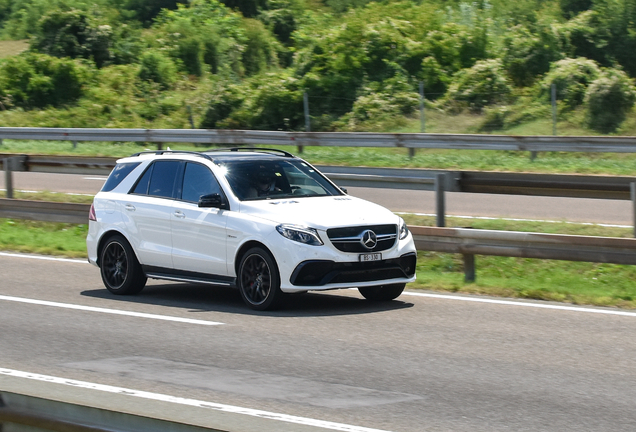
[96,229,138,268]
[234,240,278,276]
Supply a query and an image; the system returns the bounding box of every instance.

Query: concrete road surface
[2,253,636,432]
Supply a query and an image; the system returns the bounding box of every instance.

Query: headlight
[276,224,323,246]
[399,217,409,240]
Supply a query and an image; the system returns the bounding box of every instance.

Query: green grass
[9,190,95,203]
[0,219,88,258]
[2,216,636,309]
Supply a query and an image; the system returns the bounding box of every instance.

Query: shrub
[0,53,94,109]
[538,57,600,110]
[502,24,564,87]
[229,72,304,130]
[559,0,593,18]
[445,59,512,113]
[138,51,178,89]
[335,75,419,131]
[586,69,636,133]
[200,83,245,128]
[32,9,114,68]
[418,56,450,100]
[241,18,281,76]
[177,37,204,76]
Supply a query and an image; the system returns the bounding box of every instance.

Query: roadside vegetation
[0,0,635,135]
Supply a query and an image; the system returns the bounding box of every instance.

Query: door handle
[125,204,135,211]
[174,211,186,219]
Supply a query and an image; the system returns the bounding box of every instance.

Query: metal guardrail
[0,391,223,432]
[2,127,636,153]
[411,226,636,281]
[0,198,89,223]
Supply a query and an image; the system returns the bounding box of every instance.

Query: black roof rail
[130,150,213,161]
[203,147,295,158]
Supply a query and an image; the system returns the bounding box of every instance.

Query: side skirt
[142,265,236,287]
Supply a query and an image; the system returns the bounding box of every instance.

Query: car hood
[238,195,399,229]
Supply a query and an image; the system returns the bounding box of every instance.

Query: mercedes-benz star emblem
[361,230,377,250]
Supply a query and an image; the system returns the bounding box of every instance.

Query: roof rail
[130,150,213,161]
[203,147,295,158]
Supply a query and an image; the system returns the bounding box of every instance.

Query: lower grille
[290,253,416,287]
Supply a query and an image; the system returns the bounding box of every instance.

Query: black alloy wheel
[100,235,147,295]
[358,283,406,301]
[238,247,283,310]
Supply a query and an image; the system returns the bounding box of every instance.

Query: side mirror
[198,193,229,210]
[339,187,348,194]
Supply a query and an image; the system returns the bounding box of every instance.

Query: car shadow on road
[80,281,414,317]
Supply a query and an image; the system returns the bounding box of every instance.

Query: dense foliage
[0,0,634,133]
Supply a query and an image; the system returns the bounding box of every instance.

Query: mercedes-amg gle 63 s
[87,148,417,310]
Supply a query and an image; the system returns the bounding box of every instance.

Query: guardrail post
[463,254,475,282]
[435,173,446,227]
[631,182,636,238]
[72,140,78,149]
[4,157,14,198]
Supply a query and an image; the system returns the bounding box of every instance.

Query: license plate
[359,253,382,262]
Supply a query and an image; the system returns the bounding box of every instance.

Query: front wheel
[358,283,405,301]
[238,247,284,311]
[99,235,147,295]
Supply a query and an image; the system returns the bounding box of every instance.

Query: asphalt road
[1,171,633,225]
[2,253,636,432]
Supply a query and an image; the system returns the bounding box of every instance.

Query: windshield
[218,158,343,201]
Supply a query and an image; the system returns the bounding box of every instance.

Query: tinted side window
[101,162,140,192]
[131,164,153,195]
[148,161,181,198]
[181,162,222,203]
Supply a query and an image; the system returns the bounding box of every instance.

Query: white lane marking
[0,252,87,263]
[3,252,635,318]
[0,295,224,326]
[396,212,632,229]
[0,369,391,432]
[403,291,636,317]
[83,177,108,180]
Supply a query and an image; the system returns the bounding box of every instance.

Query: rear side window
[130,160,181,199]
[101,162,140,192]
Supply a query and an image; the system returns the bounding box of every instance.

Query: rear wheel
[100,235,147,295]
[238,247,284,310]
[358,283,405,301]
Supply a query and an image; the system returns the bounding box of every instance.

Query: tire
[238,247,284,311]
[99,235,147,295]
[358,283,406,301]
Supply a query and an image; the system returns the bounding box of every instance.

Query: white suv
[87,148,416,310]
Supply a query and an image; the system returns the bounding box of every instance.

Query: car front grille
[326,224,398,253]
